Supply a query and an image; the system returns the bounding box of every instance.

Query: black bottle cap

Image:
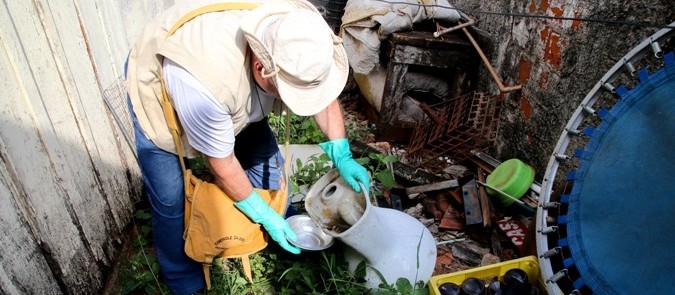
[438,282,461,295]
[460,277,485,295]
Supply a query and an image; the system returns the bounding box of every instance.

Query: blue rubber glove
[319,138,371,193]
[235,191,301,254]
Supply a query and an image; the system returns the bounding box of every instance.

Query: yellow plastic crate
[429,256,546,295]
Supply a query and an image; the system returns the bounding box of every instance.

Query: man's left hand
[319,138,370,193]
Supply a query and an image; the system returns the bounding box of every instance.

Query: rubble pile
[367,142,538,277]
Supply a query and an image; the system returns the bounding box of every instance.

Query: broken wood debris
[405,178,459,197]
[389,152,541,277]
[461,179,483,226]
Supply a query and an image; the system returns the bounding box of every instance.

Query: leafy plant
[188,154,212,181]
[208,256,276,295]
[207,247,370,295]
[207,262,249,295]
[370,228,430,295]
[355,152,398,202]
[117,209,169,295]
[343,113,373,142]
[276,251,369,295]
[373,277,429,295]
[367,153,398,190]
[289,153,332,195]
[269,112,325,144]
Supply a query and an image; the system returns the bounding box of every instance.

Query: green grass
[116,222,371,295]
[116,207,430,295]
[116,114,429,294]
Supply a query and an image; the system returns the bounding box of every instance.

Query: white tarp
[342,0,461,73]
[340,0,461,111]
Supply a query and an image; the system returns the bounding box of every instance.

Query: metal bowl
[286,214,334,251]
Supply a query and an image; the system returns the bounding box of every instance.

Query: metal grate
[408,92,502,168]
[102,76,136,158]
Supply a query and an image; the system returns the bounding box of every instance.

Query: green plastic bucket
[485,159,535,205]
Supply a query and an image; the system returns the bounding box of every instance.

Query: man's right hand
[234,191,301,254]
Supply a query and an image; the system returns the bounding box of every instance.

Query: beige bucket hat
[241,0,348,116]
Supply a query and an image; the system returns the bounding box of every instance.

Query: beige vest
[126,0,264,157]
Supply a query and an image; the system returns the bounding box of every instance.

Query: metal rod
[554,153,570,161]
[419,102,444,125]
[461,27,522,93]
[565,128,581,136]
[582,105,596,115]
[470,150,501,168]
[602,82,616,93]
[433,12,476,38]
[476,181,527,206]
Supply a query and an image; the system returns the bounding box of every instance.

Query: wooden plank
[0,50,95,294]
[476,167,492,228]
[379,62,408,124]
[79,0,147,203]
[350,140,445,185]
[389,31,471,49]
[0,155,60,293]
[27,0,114,269]
[389,42,474,68]
[406,178,459,196]
[50,0,139,231]
[1,0,166,292]
[2,1,108,291]
[461,179,483,226]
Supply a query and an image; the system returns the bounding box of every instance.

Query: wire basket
[102,76,136,157]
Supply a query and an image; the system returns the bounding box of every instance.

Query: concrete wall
[451,0,674,176]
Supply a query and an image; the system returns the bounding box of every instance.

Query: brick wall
[450,0,674,176]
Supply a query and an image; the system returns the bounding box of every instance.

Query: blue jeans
[130,102,283,294]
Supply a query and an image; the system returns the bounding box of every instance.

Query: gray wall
[451,0,674,176]
[0,1,172,293]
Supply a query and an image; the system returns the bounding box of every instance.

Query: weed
[373,277,429,295]
[187,154,211,180]
[209,267,249,295]
[204,245,370,295]
[117,209,169,295]
[208,257,274,295]
[119,186,428,295]
[117,108,433,295]
[289,153,332,194]
[276,250,369,295]
[370,227,430,295]
[354,152,398,204]
[269,111,373,144]
[343,112,373,142]
[366,152,398,190]
[269,112,325,144]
